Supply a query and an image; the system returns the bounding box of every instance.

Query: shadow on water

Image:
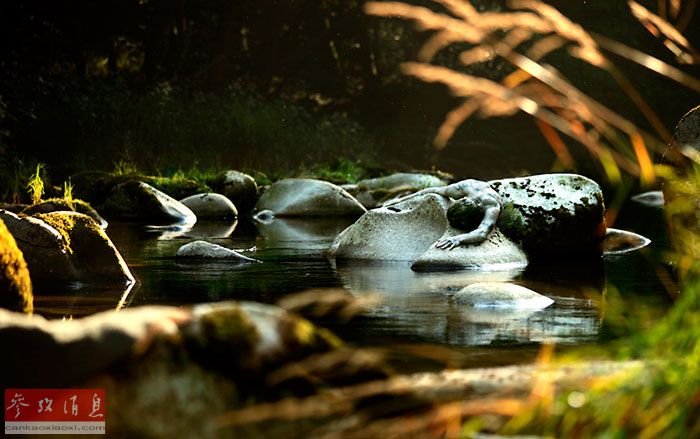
[31,201,674,370]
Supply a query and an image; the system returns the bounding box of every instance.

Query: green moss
[199,306,261,352]
[291,318,343,349]
[0,218,33,313]
[35,212,77,254]
[496,202,526,237]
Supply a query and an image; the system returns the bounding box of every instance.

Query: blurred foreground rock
[0,218,33,313]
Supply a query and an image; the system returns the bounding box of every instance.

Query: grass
[26,163,45,205]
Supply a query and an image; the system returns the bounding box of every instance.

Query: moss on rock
[0,218,33,313]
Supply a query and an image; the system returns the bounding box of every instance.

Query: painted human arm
[435,202,500,250]
[382,186,450,207]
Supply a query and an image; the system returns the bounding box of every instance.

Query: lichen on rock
[0,218,33,313]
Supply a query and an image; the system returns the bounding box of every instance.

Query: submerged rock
[0,218,33,313]
[102,181,197,226]
[256,178,366,217]
[489,173,606,259]
[175,240,260,263]
[0,210,134,284]
[22,198,108,229]
[603,228,651,255]
[412,227,527,271]
[453,282,554,309]
[209,170,258,213]
[631,191,664,208]
[180,193,237,219]
[354,173,448,208]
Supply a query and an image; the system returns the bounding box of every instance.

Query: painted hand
[435,237,461,250]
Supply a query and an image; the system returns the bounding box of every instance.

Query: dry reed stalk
[365,0,699,186]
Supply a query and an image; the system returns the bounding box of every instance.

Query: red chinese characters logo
[4,389,105,423]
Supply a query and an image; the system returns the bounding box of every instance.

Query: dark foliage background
[0,0,697,181]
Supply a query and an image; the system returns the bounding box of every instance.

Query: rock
[101,181,197,226]
[329,193,450,261]
[71,171,211,205]
[412,227,528,271]
[0,203,28,214]
[355,173,448,208]
[175,240,260,263]
[630,191,664,208]
[603,228,651,255]
[0,299,345,389]
[256,178,366,217]
[209,170,258,213]
[0,218,33,313]
[0,305,190,388]
[22,198,108,229]
[179,193,237,219]
[181,301,342,380]
[489,173,606,259]
[0,210,134,284]
[672,104,700,155]
[453,282,554,309]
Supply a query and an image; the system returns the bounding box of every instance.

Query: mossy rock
[0,218,33,313]
[0,210,134,284]
[22,198,108,229]
[489,174,606,259]
[33,211,135,283]
[182,301,341,385]
[101,181,196,225]
[71,171,211,206]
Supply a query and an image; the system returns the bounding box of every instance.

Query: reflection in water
[32,279,137,318]
[256,217,356,252]
[335,261,602,346]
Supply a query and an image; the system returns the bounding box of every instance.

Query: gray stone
[180,193,237,219]
[355,173,448,208]
[603,228,651,255]
[0,210,134,284]
[673,104,700,153]
[256,178,366,217]
[453,282,554,309]
[489,173,606,258]
[412,227,528,271]
[329,194,450,261]
[210,170,258,212]
[102,181,197,226]
[176,240,260,263]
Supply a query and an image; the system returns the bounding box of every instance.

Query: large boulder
[329,194,450,261]
[0,218,33,313]
[488,174,606,259]
[354,173,448,208]
[412,227,528,271]
[0,210,134,285]
[101,181,197,226]
[22,198,108,229]
[175,241,260,263]
[256,178,366,217]
[179,193,237,219]
[209,170,258,213]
